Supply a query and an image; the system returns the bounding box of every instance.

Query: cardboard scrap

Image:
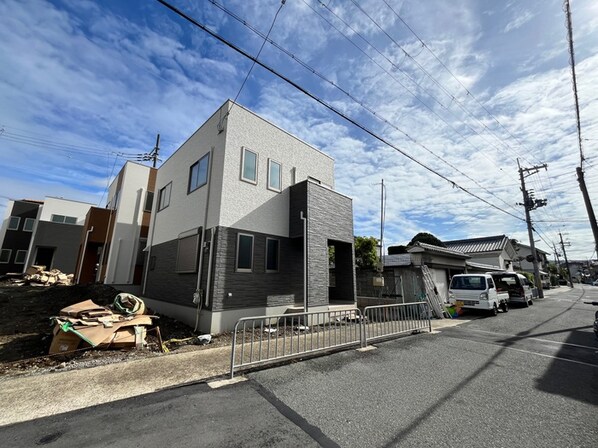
[48,296,156,355]
[23,265,74,286]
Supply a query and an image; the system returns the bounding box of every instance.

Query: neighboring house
[26,197,93,273]
[513,243,551,284]
[142,100,355,333]
[75,161,157,291]
[0,197,93,275]
[444,235,517,271]
[0,199,43,275]
[356,242,470,303]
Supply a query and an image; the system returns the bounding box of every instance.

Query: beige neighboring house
[444,235,517,271]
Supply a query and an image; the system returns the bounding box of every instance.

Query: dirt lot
[0,280,231,377]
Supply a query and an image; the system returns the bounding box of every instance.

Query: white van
[448,274,510,316]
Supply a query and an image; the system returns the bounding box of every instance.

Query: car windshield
[450,276,486,290]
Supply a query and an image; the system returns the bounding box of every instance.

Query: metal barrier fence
[362,301,431,344]
[230,308,364,378]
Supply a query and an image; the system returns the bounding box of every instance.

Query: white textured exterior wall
[150,106,227,246]
[149,101,336,245]
[219,103,335,236]
[105,162,151,284]
[38,197,92,224]
[0,200,14,249]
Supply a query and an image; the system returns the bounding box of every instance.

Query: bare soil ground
[0,281,231,377]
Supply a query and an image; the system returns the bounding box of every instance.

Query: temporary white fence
[230,302,432,378]
[230,308,364,378]
[362,301,431,344]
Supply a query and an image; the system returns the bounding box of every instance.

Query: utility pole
[517,159,548,298]
[552,242,561,271]
[559,232,573,287]
[380,179,384,264]
[151,133,160,168]
[564,1,598,256]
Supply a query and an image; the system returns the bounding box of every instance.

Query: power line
[155,0,525,222]
[208,0,519,214]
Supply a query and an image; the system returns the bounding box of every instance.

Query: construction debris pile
[49,293,157,355]
[21,265,74,286]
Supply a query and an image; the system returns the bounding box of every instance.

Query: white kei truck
[448,273,510,316]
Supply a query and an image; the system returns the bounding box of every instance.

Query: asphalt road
[2,285,597,447]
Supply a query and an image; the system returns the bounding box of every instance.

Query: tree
[388,245,408,254]
[354,236,379,270]
[408,232,445,248]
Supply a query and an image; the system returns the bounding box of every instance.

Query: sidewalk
[0,318,469,427]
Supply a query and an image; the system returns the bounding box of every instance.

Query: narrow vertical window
[188,153,210,193]
[266,238,279,272]
[0,249,11,263]
[14,250,27,264]
[23,218,35,232]
[144,191,154,212]
[236,233,254,272]
[8,216,20,230]
[158,182,172,211]
[241,147,258,184]
[268,159,282,192]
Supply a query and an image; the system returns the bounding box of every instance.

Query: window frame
[14,250,27,264]
[7,216,20,230]
[267,159,282,192]
[175,229,200,274]
[265,237,280,273]
[23,218,35,232]
[236,233,254,273]
[188,152,210,194]
[144,191,154,213]
[240,147,258,185]
[0,249,11,263]
[158,182,172,211]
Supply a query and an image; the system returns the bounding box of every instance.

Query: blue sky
[1,0,597,258]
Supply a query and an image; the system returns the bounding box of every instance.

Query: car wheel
[528,299,533,306]
[502,302,509,313]
[490,305,498,316]
[525,299,530,308]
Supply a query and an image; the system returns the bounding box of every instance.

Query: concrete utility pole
[559,232,574,287]
[564,1,598,257]
[518,159,547,298]
[152,133,160,168]
[552,242,561,271]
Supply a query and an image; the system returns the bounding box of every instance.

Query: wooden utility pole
[518,159,547,298]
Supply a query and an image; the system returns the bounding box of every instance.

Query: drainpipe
[196,147,215,307]
[142,197,159,296]
[300,211,307,312]
[205,227,216,308]
[76,226,93,284]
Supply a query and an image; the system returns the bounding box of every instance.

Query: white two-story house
[142,100,356,333]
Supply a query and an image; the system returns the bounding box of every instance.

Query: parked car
[489,272,534,307]
[448,273,510,316]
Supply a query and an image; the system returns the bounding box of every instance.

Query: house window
[176,229,200,273]
[0,249,10,263]
[158,182,172,211]
[188,153,210,193]
[23,218,35,232]
[8,216,20,230]
[241,147,258,184]
[51,215,77,224]
[144,192,154,212]
[266,238,279,272]
[236,233,254,272]
[14,250,27,264]
[268,159,282,192]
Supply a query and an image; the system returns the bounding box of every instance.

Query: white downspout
[76,226,93,284]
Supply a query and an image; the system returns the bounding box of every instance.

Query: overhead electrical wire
[306,0,520,183]
[207,0,520,214]
[155,0,525,222]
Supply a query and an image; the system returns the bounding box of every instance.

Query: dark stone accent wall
[144,239,198,308]
[210,226,303,311]
[289,181,356,307]
[0,201,40,274]
[31,221,83,273]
